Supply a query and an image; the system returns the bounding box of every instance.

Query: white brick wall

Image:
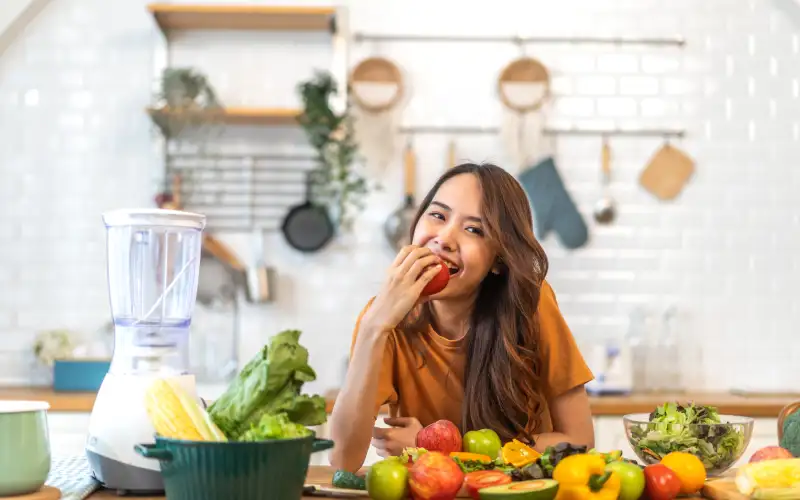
[1,0,799,394]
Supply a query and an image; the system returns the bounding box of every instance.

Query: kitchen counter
[2,386,798,417]
[326,389,800,418]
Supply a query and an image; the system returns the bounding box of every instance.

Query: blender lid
[103,208,206,230]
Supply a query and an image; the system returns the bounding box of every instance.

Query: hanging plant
[297,70,368,232]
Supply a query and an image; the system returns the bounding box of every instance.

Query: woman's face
[412,173,498,298]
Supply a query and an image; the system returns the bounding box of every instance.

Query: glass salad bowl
[623,403,754,476]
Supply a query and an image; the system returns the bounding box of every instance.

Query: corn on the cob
[735,458,800,499]
[144,378,227,441]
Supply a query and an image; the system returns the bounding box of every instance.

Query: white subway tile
[618,76,660,96]
[554,97,595,117]
[574,76,617,96]
[595,54,638,73]
[596,97,638,117]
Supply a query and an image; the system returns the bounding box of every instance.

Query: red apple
[749,445,793,463]
[415,420,462,455]
[409,451,464,500]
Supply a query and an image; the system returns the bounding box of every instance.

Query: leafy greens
[208,329,327,441]
[629,402,745,470]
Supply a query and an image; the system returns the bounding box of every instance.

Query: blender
[86,208,206,494]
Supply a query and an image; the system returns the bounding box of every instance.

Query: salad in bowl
[623,402,753,476]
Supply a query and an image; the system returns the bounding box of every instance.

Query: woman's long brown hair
[405,162,550,444]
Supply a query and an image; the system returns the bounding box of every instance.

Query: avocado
[478,479,559,500]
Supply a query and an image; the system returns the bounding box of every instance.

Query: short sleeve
[349,298,398,417]
[537,281,594,400]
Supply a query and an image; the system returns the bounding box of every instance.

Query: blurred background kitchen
[1,0,799,462]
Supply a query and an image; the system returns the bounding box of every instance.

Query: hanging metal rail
[398,125,686,138]
[353,33,686,47]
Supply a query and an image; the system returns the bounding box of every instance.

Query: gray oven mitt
[518,156,588,249]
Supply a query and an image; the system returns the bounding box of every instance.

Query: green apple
[366,457,409,500]
[463,429,502,459]
[606,460,645,500]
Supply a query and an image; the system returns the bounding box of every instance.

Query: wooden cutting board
[702,472,746,500]
[304,466,470,498]
[639,142,695,201]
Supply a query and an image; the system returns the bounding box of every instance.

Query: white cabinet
[592,416,779,468]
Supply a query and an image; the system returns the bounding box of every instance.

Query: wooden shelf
[146,106,301,133]
[147,4,337,33]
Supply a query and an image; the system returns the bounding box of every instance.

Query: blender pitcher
[103,208,205,375]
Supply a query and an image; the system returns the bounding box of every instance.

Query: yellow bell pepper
[552,454,621,500]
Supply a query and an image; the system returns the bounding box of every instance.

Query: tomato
[464,471,512,500]
[660,452,706,495]
[643,464,681,500]
[421,260,450,296]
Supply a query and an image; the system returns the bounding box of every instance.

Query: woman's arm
[330,246,443,471]
[533,385,595,451]
[328,322,391,472]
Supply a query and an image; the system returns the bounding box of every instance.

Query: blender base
[86,449,164,495]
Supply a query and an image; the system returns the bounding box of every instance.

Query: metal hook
[513,35,526,56]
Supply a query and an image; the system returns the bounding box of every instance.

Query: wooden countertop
[2,386,798,418]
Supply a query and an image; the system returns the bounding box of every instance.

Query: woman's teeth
[448,265,459,275]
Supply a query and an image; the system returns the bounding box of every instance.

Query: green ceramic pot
[135,434,334,500]
[0,401,51,496]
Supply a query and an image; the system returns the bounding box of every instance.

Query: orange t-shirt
[348,280,594,435]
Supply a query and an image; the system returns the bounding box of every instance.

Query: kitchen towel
[518,156,588,249]
[47,455,100,500]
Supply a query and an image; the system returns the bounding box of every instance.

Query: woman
[329,163,594,472]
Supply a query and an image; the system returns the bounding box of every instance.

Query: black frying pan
[281,173,334,253]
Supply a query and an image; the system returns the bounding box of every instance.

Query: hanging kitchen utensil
[349,56,406,180]
[593,137,617,224]
[497,54,552,169]
[639,139,696,201]
[349,56,405,113]
[202,234,245,273]
[518,156,589,249]
[497,57,551,113]
[446,139,457,170]
[245,229,276,303]
[383,138,417,251]
[281,173,335,253]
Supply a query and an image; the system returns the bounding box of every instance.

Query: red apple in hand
[409,451,464,500]
[416,420,462,455]
[421,260,450,296]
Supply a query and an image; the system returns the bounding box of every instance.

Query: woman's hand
[361,245,442,334]
[371,417,423,458]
